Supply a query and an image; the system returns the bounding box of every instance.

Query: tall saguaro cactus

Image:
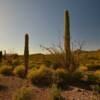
[24,33,29,76]
[64,10,71,69]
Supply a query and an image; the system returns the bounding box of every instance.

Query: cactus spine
[24,33,29,76]
[64,10,71,69]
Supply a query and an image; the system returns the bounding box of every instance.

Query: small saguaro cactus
[0,51,2,62]
[4,50,7,60]
[64,10,71,69]
[24,33,29,76]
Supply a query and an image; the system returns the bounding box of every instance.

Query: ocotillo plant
[0,51,2,62]
[24,33,29,76]
[64,10,71,69]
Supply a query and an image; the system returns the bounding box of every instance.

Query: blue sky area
[0,0,100,54]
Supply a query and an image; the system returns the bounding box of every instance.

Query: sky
[0,0,100,54]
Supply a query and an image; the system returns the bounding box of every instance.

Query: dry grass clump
[50,84,65,100]
[12,87,34,100]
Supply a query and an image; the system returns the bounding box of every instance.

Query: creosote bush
[12,59,21,67]
[50,62,61,69]
[87,64,100,71]
[0,65,12,76]
[79,66,88,72]
[72,71,84,82]
[29,63,36,69]
[43,60,52,67]
[12,87,34,100]
[94,70,100,78]
[90,84,100,92]
[55,68,70,88]
[13,65,25,78]
[27,64,54,86]
[86,73,98,84]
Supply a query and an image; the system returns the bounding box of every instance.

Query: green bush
[0,66,12,76]
[90,84,100,92]
[12,59,21,67]
[87,73,98,84]
[71,71,86,85]
[55,68,70,88]
[13,65,25,78]
[94,70,100,84]
[29,62,37,69]
[12,87,34,100]
[72,71,84,82]
[50,84,64,100]
[27,65,53,86]
[50,62,61,69]
[43,60,52,67]
[87,64,100,71]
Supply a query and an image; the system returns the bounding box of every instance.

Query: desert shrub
[87,64,100,71]
[6,58,13,65]
[0,66,12,76]
[50,62,61,69]
[90,84,100,92]
[12,59,21,67]
[40,45,79,72]
[27,65,54,86]
[55,68,70,88]
[29,63,36,69]
[27,68,38,80]
[13,65,25,78]
[12,87,34,100]
[11,54,19,59]
[87,73,98,84]
[79,66,88,72]
[94,70,100,83]
[88,56,99,60]
[72,71,84,82]
[43,60,52,67]
[94,70,100,78]
[50,84,64,100]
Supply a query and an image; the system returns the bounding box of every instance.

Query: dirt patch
[0,75,99,100]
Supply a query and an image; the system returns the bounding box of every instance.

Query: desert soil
[0,75,99,100]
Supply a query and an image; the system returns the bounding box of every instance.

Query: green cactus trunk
[0,51,2,62]
[24,33,29,76]
[64,10,71,69]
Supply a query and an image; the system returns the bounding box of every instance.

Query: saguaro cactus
[24,33,29,76]
[4,50,6,60]
[0,51,2,62]
[64,10,71,69]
